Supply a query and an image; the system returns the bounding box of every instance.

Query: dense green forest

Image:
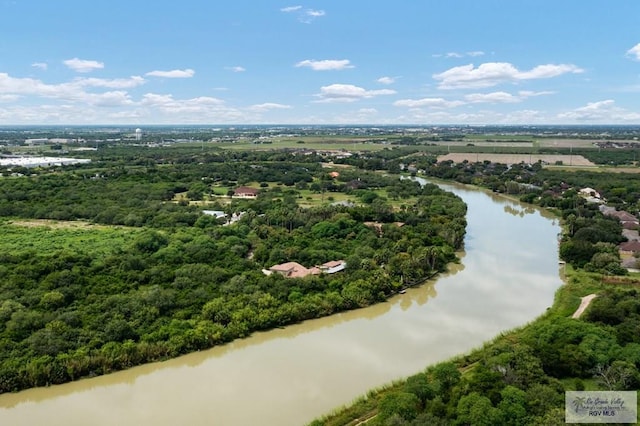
[0,148,466,392]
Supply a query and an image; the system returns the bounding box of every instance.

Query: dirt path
[572,294,597,318]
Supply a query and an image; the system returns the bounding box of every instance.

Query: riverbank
[308,266,623,426]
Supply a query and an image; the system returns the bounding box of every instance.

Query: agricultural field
[437,153,596,166]
[215,136,390,152]
[537,138,636,148]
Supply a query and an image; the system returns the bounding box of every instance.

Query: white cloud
[558,100,640,123]
[518,90,555,97]
[464,90,555,103]
[138,93,247,122]
[395,90,555,108]
[0,72,139,107]
[281,5,325,23]
[465,91,521,103]
[434,51,485,59]
[626,43,640,61]
[73,76,146,89]
[145,69,195,78]
[295,59,354,71]
[0,73,72,98]
[314,84,396,103]
[280,5,302,12]
[518,64,583,79]
[306,9,325,17]
[0,71,262,124]
[226,66,246,73]
[31,62,47,71]
[82,91,134,107]
[393,97,464,108]
[433,62,584,89]
[377,76,396,85]
[141,93,224,108]
[64,58,104,73]
[0,94,20,102]
[0,91,249,125]
[248,103,292,112]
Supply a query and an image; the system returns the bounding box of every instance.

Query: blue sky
[1,1,639,125]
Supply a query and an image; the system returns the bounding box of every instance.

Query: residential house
[265,262,320,278]
[620,241,640,255]
[264,260,346,278]
[233,186,259,198]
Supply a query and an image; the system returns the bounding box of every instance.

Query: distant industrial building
[0,157,91,168]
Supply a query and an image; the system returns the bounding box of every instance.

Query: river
[0,182,563,426]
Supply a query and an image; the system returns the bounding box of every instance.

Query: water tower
[135,128,142,141]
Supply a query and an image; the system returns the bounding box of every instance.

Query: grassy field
[1,219,139,257]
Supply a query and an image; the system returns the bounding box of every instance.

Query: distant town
[0,124,639,148]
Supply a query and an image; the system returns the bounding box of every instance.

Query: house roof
[234,186,258,195]
[321,260,344,268]
[269,260,345,278]
[269,262,320,278]
[616,212,638,222]
[269,262,305,272]
[620,241,640,252]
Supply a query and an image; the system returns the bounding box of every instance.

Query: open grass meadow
[0,219,139,258]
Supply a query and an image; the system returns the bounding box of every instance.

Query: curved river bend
[0,182,563,426]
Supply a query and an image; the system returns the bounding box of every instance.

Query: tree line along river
[0,181,563,426]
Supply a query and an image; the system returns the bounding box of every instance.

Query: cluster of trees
[559,212,626,274]
[393,157,635,274]
[0,150,466,393]
[0,150,329,226]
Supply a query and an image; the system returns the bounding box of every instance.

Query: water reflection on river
[0,182,563,426]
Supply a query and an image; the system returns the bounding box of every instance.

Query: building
[233,186,259,198]
[620,241,640,255]
[264,260,346,278]
[266,262,320,278]
[0,157,91,168]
